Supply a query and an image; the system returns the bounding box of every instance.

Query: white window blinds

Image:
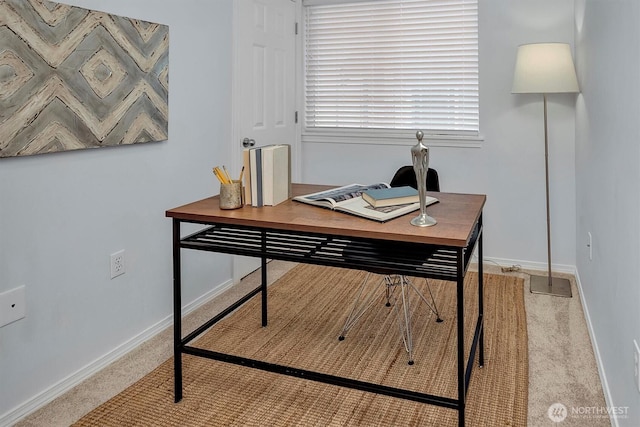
[304,0,478,134]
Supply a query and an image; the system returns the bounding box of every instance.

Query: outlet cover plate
[110,250,126,279]
[0,286,26,327]
[634,340,640,393]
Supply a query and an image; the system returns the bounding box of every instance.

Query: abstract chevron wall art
[0,0,169,158]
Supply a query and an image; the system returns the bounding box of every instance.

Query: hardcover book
[362,186,419,208]
[242,148,252,205]
[249,147,263,207]
[261,144,291,206]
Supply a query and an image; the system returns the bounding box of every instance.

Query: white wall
[575,0,640,424]
[0,0,233,422]
[7,0,639,425]
[302,0,578,271]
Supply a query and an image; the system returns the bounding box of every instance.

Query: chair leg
[384,275,394,307]
[338,272,388,340]
[390,276,443,365]
[405,277,443,323]
[339,273,443,366]
[400,276,414,365]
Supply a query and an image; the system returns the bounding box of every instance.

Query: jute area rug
[74,265,528,427]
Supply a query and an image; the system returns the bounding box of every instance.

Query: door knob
[242,138,256,148]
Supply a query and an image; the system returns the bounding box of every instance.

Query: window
[303,0,479,143]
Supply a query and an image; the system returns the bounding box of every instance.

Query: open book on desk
[292,183,438,222]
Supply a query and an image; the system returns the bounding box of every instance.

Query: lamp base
[530,274,572,298]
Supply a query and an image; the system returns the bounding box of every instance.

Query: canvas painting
[0,0,169,158]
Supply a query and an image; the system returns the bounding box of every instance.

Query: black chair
[390,166,440,192]
[338,167,443,365]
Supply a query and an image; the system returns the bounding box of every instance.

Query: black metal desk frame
[172,214,483,427]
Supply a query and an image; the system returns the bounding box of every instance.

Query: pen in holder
[219,180,243,209]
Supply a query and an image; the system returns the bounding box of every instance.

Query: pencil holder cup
[219,180,243,209]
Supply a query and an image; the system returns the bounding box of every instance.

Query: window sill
[301,129,483,148]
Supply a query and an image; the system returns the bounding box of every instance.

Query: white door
[231,0,298,282]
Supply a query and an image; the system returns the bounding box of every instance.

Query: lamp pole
[529,93,572,297]
[543,94,553,286]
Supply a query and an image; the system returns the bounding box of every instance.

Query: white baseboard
[573,270,617,427]
[0,279,234,427]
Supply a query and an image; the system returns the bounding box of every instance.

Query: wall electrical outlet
[110,250,126,279]
[634,340,640,393]
[0,286,26,328]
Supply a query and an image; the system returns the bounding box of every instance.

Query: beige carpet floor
[15,261,609,427]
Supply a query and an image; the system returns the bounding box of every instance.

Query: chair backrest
[390,166,440,192]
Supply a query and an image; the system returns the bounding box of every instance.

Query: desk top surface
[166,184,485,248]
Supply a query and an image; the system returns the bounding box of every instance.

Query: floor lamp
[512,43,580,297]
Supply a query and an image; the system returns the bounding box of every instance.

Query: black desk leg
[172,219,183,402]
[478,214,485,367]
[261,256,268,327]
[457,249,466,427]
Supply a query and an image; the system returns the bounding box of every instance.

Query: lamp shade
[512,43,579,94]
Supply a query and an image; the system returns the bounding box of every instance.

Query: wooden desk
[166,184,486,427]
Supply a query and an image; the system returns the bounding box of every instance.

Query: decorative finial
[416,130,423,143]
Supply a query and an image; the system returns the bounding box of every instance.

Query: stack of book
[293,183,437,222]
[243,144,291,206]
